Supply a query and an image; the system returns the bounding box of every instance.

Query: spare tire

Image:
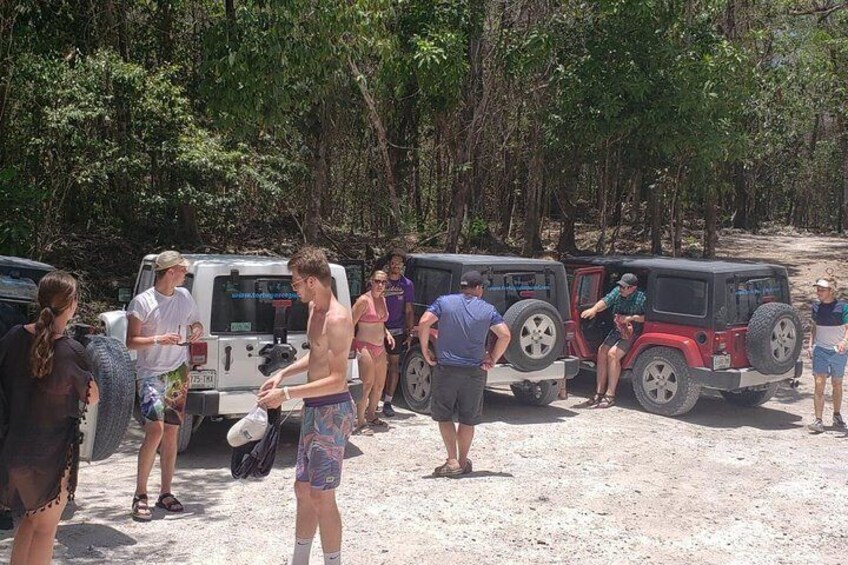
[85,335,135,461]
[745,303,802,375]
[502,299,564,372]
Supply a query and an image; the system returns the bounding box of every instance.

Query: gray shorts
[602,329,633,354]
[430,365,486,426]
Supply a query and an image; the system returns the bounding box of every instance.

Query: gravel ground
[2,233,847,564]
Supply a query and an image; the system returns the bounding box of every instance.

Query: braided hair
[29,271,78,379]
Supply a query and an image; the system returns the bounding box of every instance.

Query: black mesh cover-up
[0,325,92,516]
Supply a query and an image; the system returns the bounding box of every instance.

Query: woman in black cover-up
[0,271,99,565]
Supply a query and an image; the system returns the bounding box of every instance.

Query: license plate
[189,369,217,389]
[712,354,731,371]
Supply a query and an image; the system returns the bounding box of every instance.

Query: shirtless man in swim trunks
[258,246,355,565]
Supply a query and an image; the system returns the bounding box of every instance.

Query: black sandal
[132,494,152,521]
[156,493,184,513]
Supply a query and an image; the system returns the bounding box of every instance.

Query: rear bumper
[186,379,364,418]
[691,359,803,391]
[485,357,580,386]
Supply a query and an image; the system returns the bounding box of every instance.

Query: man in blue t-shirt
[418,271,511,477]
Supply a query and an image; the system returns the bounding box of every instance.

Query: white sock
[384,395,392,403]
[292,537,313,565]
[324,550,341,564]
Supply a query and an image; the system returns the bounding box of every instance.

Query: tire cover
[85,335,135,461]
[745,303,802,375]
[502,299,564,372]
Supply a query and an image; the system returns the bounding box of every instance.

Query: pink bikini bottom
[354,339,386,359]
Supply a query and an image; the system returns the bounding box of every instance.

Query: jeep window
[484,271,557,314]
[653,276,708,317]
[575,272,600,308]
[210,276,326,334]
[414,267,453,307]
[727,276,789,325]
[135,265,194,296]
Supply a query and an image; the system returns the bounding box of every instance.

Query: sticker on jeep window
[230,322,253,332]
[487,284,551,291]
[229,292,299,300]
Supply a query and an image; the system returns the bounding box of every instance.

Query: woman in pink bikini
[352,269,395,435]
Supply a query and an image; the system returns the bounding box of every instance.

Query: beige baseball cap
[814,278,835,289]
[154,250,190,271]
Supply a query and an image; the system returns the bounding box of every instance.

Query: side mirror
[117,287,132,304]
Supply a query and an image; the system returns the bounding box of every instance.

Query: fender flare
[624,333,705,369]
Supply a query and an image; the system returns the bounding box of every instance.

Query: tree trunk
[349,57,402,234]
[649,182,663,255]
[703,183,717,258]
[305,106,328,242]
[839,114,848,232]
[445,3,486,253]
[557,157,580,254]
[522,123,544,256]
[157,0,174,64]
[732,161,748,229]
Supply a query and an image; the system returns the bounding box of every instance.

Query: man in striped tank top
[807,275,848,434]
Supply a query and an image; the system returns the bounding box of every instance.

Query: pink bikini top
[359,295,388,324]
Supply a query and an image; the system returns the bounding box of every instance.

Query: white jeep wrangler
[99,254,363,452]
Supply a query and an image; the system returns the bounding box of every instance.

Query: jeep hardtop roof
[410,253,561,267]
[142,253,296,268]
[0,256,55,272]
[563,255,786,276]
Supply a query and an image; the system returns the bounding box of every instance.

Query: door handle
[302,342,310,350]
[224,346,232,371]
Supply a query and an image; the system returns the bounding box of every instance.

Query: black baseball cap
[617,273,638,287]
[460,270,485,288]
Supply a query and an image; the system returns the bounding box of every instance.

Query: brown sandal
[433,461,463,477]
[575,393,603,408]
[369,417,388,428]
[132,494,152,521]
[595,395,616,409]
[156,493,184,513]
[353,423,374,436]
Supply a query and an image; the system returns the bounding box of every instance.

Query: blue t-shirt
[426,293,504,367]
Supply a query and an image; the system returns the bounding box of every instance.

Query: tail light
[563,320,576,342]
[189,341,208,366]
[713,332,728,353]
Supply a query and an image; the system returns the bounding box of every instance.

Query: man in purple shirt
[381,248,414,417]
[418,271,511,477]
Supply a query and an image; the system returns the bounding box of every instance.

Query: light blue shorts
[812,346,847,379]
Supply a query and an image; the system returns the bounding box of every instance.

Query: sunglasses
[372,280,388,285]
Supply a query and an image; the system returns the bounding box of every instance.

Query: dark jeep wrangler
[0,255,134,461]
[400,253,580,412]
[564,255,804,416]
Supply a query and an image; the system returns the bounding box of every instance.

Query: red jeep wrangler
[564,256,804,416]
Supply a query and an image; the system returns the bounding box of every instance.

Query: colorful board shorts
[812,345,848,379]
[296,392,355,490]
[137,365,189,426]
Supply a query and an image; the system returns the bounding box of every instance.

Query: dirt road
[2,232,847,564]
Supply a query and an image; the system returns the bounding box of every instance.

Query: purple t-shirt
[384,275,414,332]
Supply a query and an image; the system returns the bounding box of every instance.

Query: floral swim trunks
[296,392,355,490]
[137,365,189,426]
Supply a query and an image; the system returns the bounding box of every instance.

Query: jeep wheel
[510,380,561,406]
[720,383,780,407]
[746,303,802,375]
[178,415,199,454]
[85,335,135,461]
[400,347,432,414]
[502,299,565,372]
[631,347,701,417]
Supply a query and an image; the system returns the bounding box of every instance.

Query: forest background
[2,1,847,300]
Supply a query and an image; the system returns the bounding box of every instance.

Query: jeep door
[569,266,609,358]
[209,273,310,390]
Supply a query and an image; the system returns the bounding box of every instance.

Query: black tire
[85,335,135,461]
[178,416,195,453]
[745,303,802,375]
[510,380,561,406]
[399,347,433,414]
[631,347,701,417]
[720,382,780,407]
[502,299,565,372]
